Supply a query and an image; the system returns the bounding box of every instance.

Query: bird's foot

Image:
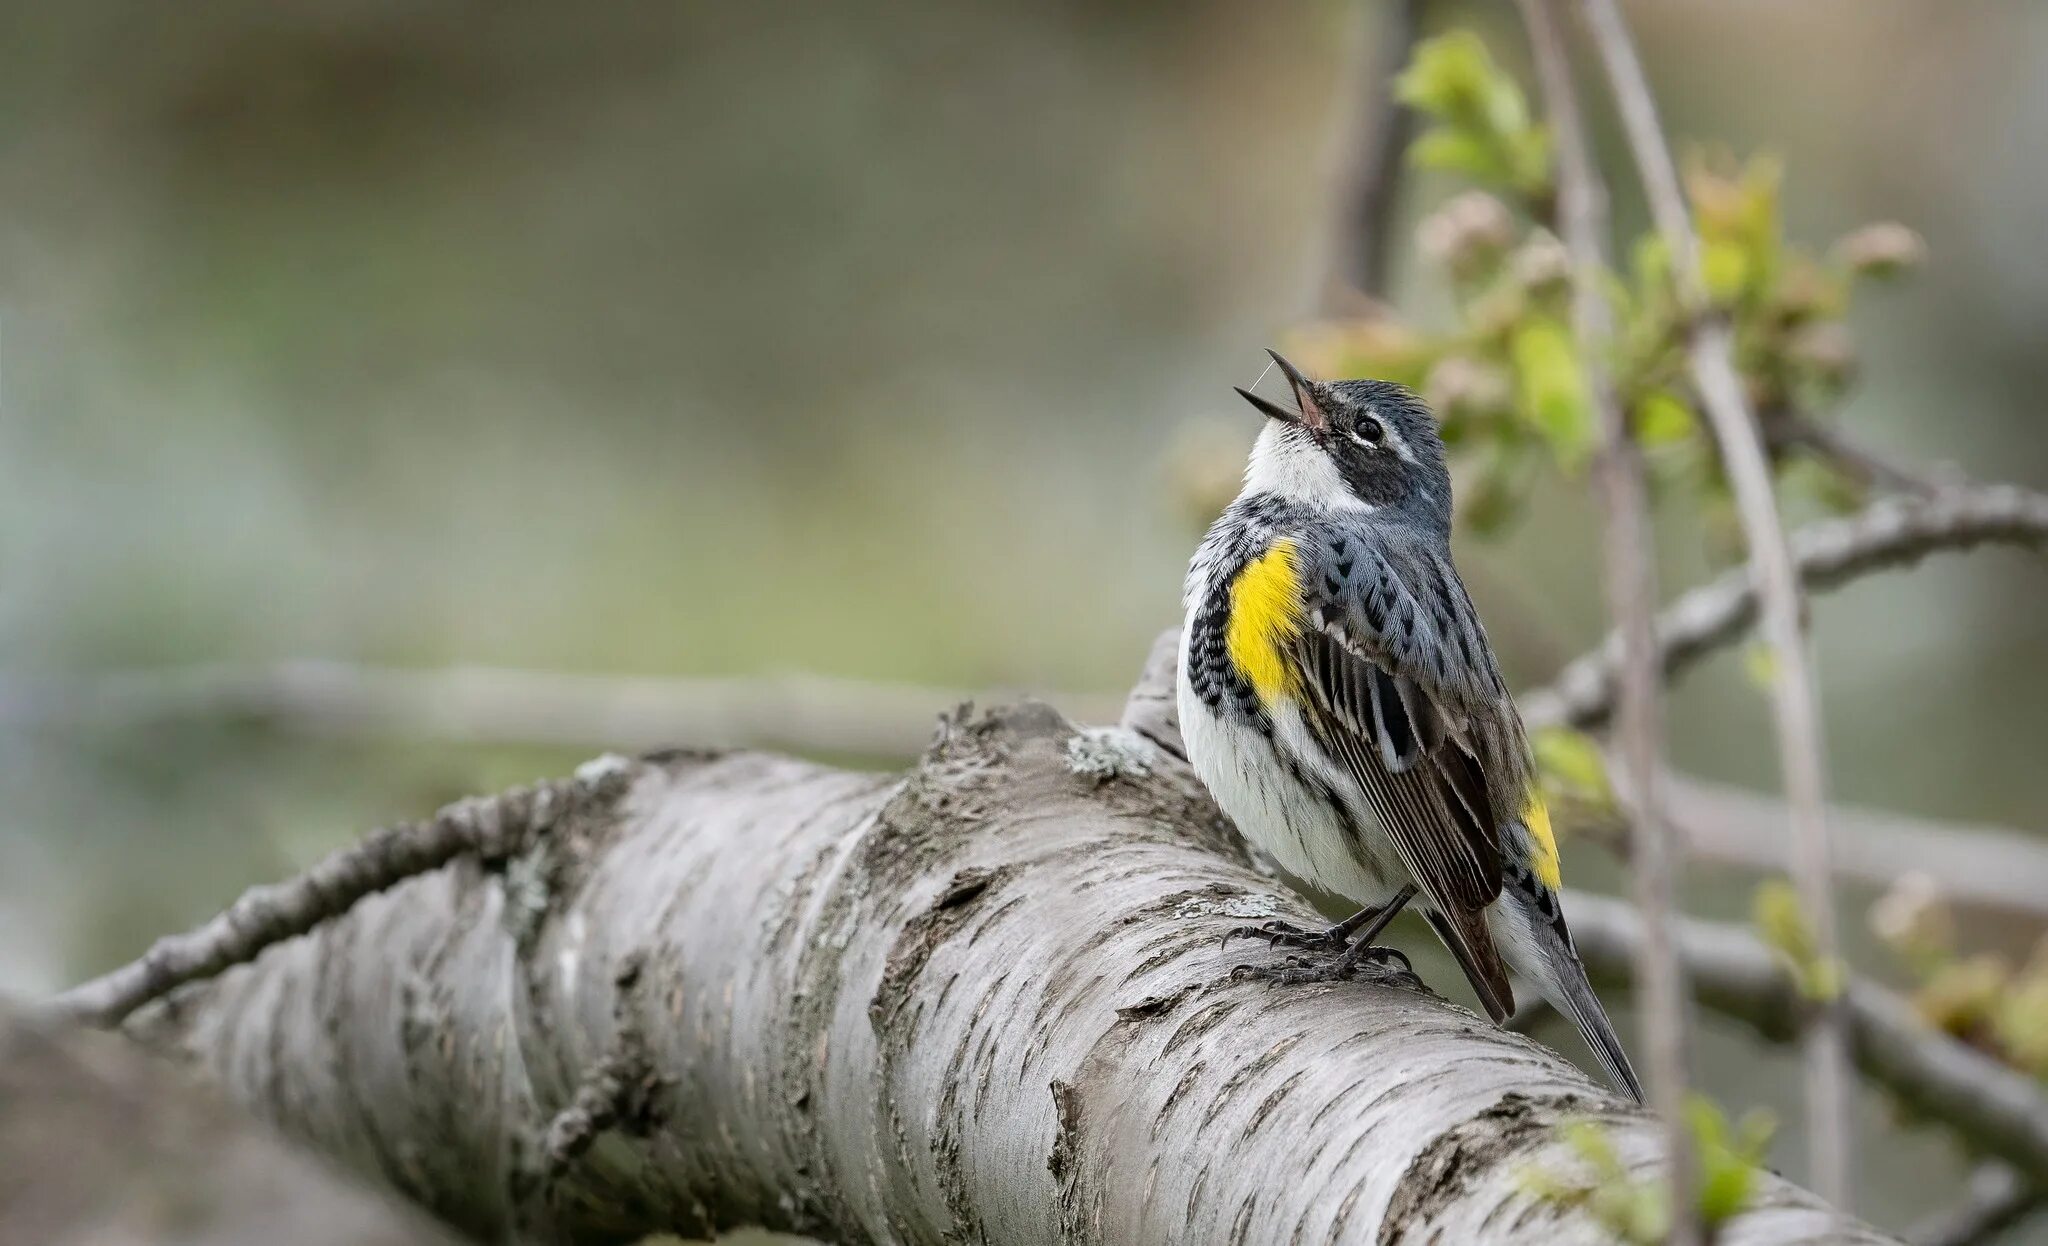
[1220,918,1347,953]
[1229,942,1418,989]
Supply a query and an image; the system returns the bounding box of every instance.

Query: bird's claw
[1220,919,1345,952]
[1229,943,1419,989]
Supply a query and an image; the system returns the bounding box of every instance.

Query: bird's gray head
[1235,351,1453,535]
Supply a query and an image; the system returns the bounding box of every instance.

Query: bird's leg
[1230,885,1420,987]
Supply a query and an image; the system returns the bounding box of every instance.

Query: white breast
[1175,615,1403,909]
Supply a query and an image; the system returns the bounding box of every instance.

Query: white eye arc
[1346,417,1387,449]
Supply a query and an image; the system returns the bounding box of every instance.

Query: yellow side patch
[1524,794,1563,890]
[1226,538,1304,706]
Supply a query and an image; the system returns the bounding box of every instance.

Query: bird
[1177,349,1644,1103]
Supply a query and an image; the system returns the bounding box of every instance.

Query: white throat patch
[1241,422,1372,511]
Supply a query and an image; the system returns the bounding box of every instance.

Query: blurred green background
[3,0,2045,1236]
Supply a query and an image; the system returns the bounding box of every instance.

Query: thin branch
[1098,635,2048,924]
[1566,892,2048,1189]
[0,660,1121,759]
[536,1030,662,1184]
[43,773,597,1028]
[1770,410,1942,497]
[1906,1164,2038,1246]
[11,490,2040,764]
[1577,0,1854,1201]
[1523,482,2048,732]
[22,653,2048,919]
[1517,1,1694,1235]
[1327,0,1427,303]
[1657,772,2048,921]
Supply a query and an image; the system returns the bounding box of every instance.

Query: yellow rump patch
[1226,538,1304,705]
[1524,794,1563,890]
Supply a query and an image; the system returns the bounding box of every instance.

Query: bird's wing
[1285,524,1518,1019]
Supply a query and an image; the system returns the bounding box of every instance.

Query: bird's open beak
[1234,349,1328,432]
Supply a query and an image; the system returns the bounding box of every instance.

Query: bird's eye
[1350,417,1385,447]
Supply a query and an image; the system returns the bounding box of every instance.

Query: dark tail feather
[1422,907,1516,1024]
[1549,952,1645,1104]
[1491,874,1647,1104]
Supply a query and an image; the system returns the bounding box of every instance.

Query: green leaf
[1529,1101,1772,1241]
[1753,878,1806,959]
[1631,232,1673,297]
[1396,30,1552,197]
[1993,965,2048,1076]
[1509,317,1594,467]
[1409,129,1510,182]
[1752,878,1844,1002]
[1396,31,1527,134]
[1560,1119,1625,1177]
[1915,953,2009,1037]
[1633,390,1696,445]
[1741,641,1779,691]
[1505,126,1556,196]
[1686,153,1785,307]
[1533,725,1613,809]
[1687,1096,1774,1227]
[1700,238,1750,304]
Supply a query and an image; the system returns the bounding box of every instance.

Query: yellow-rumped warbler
[1179,350,1642,1102]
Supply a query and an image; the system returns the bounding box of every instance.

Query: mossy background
[3,1,2046,1237]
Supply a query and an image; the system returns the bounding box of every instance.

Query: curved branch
[1522,483,2048,732]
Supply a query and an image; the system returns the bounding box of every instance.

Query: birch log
[106,648,1891,1243]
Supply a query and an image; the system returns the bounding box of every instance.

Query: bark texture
[0,1002,462,1246]
[120,687,1892,1242]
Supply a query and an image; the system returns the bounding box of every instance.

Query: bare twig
[1906,1164,2038,1246]
[1328,0,1427,303]
[1576,0,1854,1200]
[1121,636,2048,928]
[537,1038,662,1182]
[1657,773,2048,921]
[1518,1,1693,1235]
[1523,482,2048,732]
[11,490,2039,767]
[1771,411,1942,497]
[0,660,1121,759]
[1566,892,2048,1189]
[43,773,599,1028]
[22,652,2048,923]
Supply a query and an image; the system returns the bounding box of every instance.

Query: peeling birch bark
[111,660,1891,1243]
